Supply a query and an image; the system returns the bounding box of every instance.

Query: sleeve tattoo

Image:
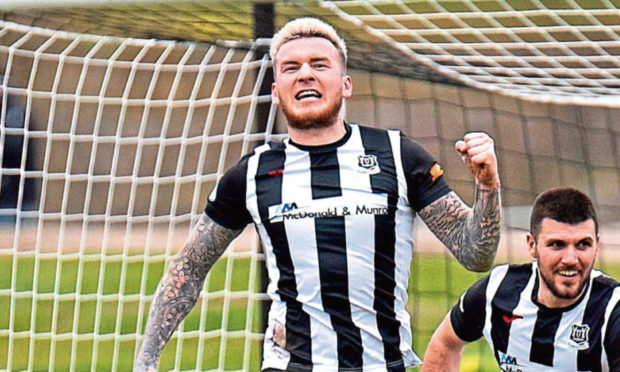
[134,213,242,371]
[418,187,501,272]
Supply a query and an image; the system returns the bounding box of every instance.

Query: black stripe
[359,126,402,366]
[310,150,363,368]
[577,277,616,372]
[309,150,342,199]
[529,309,562,366]
[255,144,311,364]
[490,264,532,363]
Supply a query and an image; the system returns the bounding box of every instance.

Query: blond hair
[270,17,348,70]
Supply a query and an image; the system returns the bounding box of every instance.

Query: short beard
[539,269,590,300]
[282,97,343,130]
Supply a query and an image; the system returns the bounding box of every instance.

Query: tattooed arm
[419,188,500,271]
[134,213,243,371]
[419,132,501,272]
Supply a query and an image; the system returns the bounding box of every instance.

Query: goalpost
[1,1,619,371]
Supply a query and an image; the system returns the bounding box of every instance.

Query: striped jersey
[206,123,451,371]
[451,262,620,372]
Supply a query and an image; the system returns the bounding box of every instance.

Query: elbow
[461,244,498,272]
[464,260,494,272]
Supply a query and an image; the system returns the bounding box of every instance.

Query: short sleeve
[204,156,253,230]
[450,275,489,343]
[400,133,451,211]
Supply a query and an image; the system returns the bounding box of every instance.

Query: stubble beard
[539,268,590,301]
[281,96,343,130]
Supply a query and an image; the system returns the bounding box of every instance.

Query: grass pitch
[1,253,618,371]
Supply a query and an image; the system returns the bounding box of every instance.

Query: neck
[288,115,346,146]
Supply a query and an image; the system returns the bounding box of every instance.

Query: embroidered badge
[568,323,590,350]
[358,155,380,175]
[430,163,444,182]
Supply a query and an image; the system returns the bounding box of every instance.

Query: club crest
[568,323,590,350]
[358,155,380,175]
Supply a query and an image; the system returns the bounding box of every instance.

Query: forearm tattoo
[134,213,242,371]
[419,187,501,272]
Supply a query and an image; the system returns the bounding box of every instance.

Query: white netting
[0,21,274,371]
[320,0,620,106]
[1,0,618,106]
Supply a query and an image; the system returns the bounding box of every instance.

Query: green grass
[1,253,619,371]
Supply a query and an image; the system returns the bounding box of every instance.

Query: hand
[455,132,499,190]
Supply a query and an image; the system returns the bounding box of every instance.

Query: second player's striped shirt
[451,262,620,372]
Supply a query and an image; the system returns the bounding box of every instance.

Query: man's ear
[342,75,352,99]
[527,233,537,259]
[271,82,279,105]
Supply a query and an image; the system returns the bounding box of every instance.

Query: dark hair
[530,187,598,240]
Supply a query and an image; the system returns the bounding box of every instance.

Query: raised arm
[419,132,500,272]
[421,313,468,372]
[134,213,243,371]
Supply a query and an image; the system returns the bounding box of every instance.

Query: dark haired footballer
[422,187,620,372]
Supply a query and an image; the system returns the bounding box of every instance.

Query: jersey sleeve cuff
[205,203,248,230]
[449,305,482,343]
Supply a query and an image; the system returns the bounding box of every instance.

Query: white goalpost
[1,1,619,371]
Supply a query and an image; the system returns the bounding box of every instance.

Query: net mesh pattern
[0,21,273,371]
[1,0,619,104]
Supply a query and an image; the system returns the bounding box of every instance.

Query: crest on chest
[357,154,380,175]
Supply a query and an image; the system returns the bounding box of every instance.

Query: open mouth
[295,89,322,101]
[557,269,578,278]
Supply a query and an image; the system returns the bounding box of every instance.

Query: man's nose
[297,63,314,81]
[561,246,579,265]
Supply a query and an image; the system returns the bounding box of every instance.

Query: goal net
[0,22,275,371]
[1,1,619,371]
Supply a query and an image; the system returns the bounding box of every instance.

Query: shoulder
[507,262,535,274]
[488,262,533,279]
[591,271,620,316]
[351,123,397,148]
[592,270,620,290]
[229,141,286,173]
[351,122,392,135]
[485,263,535,298]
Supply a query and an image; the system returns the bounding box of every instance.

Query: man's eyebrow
[281,56,329,64]
[577,237,594,244]
[546,238,566,245]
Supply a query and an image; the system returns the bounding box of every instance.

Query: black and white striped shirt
[206,123,450,371]
[451,262,620,372]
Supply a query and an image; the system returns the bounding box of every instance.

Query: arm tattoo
[419,187,501,272]
[134,213,242,371]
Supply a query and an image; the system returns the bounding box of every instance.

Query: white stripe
[280,143,337,366]
[387,128,420,366]
[482,264,510,351]
[245,144,281,301]
[246,144,290,369]
[551,273,594,371]
[505,265,537,365]
[601,280,620,372]
[339,124,385,368]
[262,301,291,370]
[245,143,271,225]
